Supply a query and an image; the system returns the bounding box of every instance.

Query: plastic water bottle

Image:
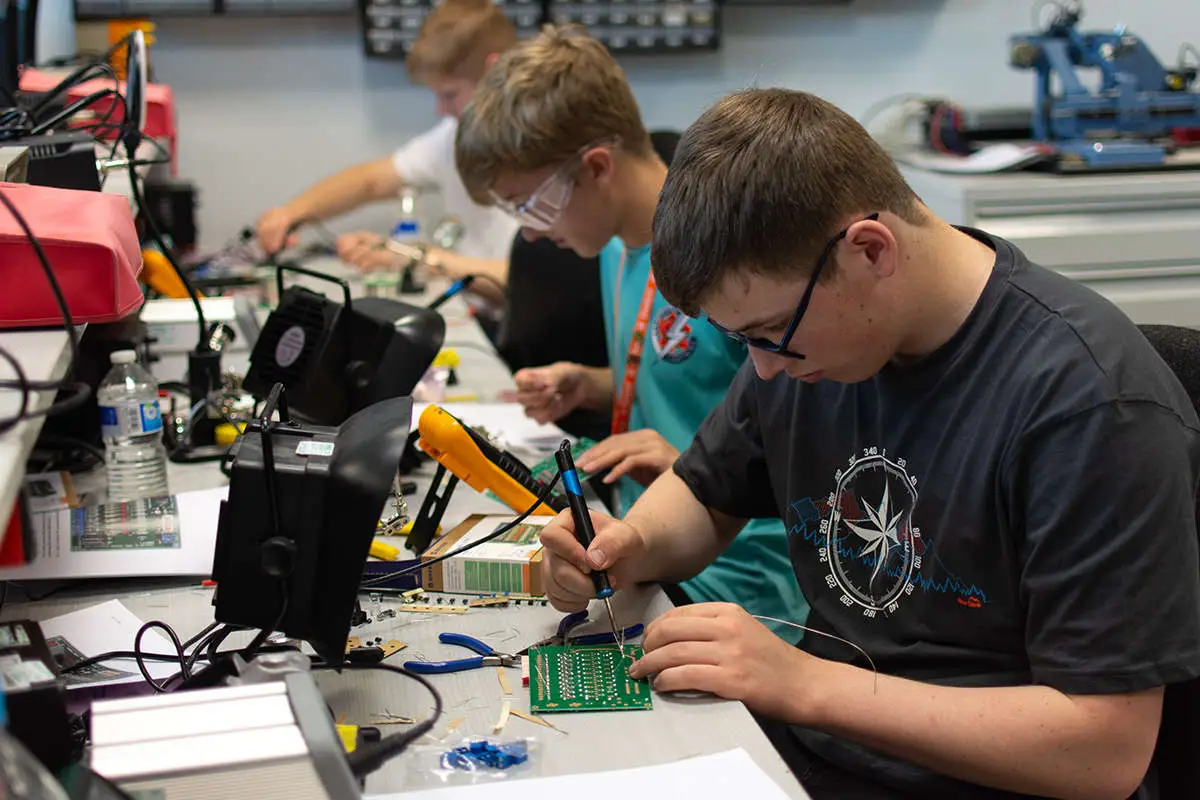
[98,350,169,502]
[391,186,422,246]
[0,686,70,799]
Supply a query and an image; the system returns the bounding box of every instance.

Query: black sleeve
[1008,400,1200,694]
[673,360,779,520]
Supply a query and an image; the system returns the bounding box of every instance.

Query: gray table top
[0,259,809,797]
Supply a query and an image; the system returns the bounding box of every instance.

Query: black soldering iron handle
[556,441,614,599]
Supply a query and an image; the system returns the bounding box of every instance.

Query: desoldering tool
[555,440,622,648]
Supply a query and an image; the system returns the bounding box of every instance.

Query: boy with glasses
[454,26,810,639]
[538,87,1200,798]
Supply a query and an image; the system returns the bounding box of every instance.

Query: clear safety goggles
[489,138,620,232]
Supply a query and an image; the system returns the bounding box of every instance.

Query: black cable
[360,471,562,588]
[0,348,30,436]
[60,620,223,686]
[26,61,115,119]
[0,187,89,434]
[205,624,240,664]
[239,585,288,660]
[133,620,187,693]
[312,661,443,778]
[58,649,191,675]
[127,156,209,350]
[35,433,106,464]
[28,87,120,136]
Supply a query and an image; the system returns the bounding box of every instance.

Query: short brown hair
[651,88,924,316]
[455,24,653,204]
[406,0,517,84]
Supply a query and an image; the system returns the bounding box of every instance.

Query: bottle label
[101,400,164,439]
[391,219,420,240]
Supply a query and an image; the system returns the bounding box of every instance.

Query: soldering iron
[555,440,623,648]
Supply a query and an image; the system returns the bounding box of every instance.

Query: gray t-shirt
[673,229,1200,799]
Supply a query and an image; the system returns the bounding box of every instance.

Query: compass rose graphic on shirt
[651,307,698,364]
[819,449,923,617]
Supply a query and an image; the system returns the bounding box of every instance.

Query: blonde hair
[455,25,652,203]
[406,0,517,84]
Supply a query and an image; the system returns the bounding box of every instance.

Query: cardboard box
[421,514,547,595]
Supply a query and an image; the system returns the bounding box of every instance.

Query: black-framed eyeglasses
[707,213,880,361]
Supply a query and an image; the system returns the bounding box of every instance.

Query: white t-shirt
[391,117,519,262]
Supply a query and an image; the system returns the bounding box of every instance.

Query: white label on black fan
[297,441,335,457]
[276,326,306,368]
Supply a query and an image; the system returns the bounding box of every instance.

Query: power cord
[0,187,90,436]
[312,661,443,779]
[0,60,123,143]
[59,619,444,777]
[361,469,563,589]
[127,157,208,349]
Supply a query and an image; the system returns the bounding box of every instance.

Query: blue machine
[1009,1,1200,169]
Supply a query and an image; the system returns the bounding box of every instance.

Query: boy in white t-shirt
[254,0,518,305]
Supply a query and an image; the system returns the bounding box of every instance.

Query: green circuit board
[529,645,653,713]
[529,438,598,485]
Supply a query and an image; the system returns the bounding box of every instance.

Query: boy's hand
[631,603,812,721]
[539,508,649,612]
[513,362,587,423]
[256,207,297,255]
[576,430,679,487]
[336,231,391,271]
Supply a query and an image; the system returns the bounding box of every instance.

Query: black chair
[492,129,683,443]
[650,129,682,166]
[494,237,612,442]
[1138,323,1200,799]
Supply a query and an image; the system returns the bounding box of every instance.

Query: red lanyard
[611,248,658,436]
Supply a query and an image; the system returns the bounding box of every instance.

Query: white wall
[120,0,1200,247]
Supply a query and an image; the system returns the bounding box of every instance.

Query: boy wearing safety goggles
[254,0,517,305]
[454,25,809,639]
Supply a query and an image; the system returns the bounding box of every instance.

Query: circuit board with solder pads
[529,645,653,713]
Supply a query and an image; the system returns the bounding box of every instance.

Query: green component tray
[529,644,653,713]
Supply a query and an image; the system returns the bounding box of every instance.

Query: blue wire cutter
[517,610,645,656]
[403,633,520,675]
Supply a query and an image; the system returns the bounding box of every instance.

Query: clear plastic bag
[406,735,539,787]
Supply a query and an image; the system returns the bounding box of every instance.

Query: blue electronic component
[1009,1,1200,169]
[440,739,530,771]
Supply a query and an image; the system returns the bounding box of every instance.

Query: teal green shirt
[598,238,810,640]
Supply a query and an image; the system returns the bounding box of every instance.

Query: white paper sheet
[370,748,799,800]
[896,142,1053,173]
[0,487,227,581]
[22,471,74,513]
[40,600,181,689]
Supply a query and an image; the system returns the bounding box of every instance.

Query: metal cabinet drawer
[902,167,1200,325]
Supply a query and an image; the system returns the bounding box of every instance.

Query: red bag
[0,182,144,328]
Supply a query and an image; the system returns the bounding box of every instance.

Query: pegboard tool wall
[360,0,721,59]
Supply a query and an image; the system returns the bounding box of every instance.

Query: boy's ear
[484,52,500,69]
[581,147,616,186]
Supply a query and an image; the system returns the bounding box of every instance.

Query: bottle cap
[110,350,137,365]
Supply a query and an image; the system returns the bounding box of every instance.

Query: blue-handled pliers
[517,610,645,655]
[403,633,520,675]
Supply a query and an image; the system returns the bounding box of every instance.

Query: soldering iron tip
[603,596,623,651]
